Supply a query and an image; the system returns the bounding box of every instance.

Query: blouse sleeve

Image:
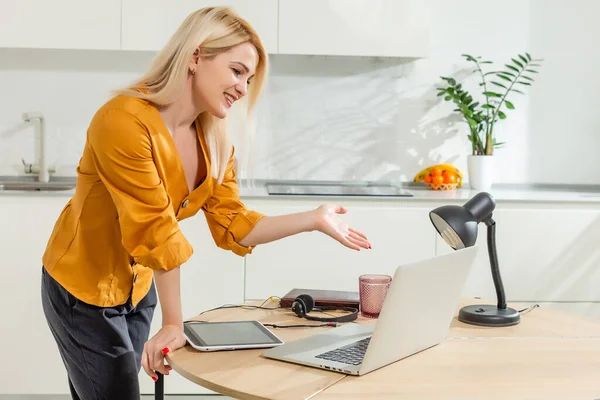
[202,148,265,256]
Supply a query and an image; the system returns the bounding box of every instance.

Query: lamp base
[458,304,520,327]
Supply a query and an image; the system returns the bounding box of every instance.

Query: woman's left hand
[313,204,372,251]
[141,324,187,381]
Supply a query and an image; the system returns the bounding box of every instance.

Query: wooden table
[164,299,600,400]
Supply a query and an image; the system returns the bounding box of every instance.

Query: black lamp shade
[429,206,478,249]
[429,192,496,250]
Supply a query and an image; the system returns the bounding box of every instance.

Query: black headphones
[290,294,358,323]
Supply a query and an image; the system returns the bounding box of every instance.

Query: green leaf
[498,71,516,78]
[512,89,525,95]
[492,81,508,89]
[525,69,539,74]
[482,104,495,109]
[518,54,528,64]
[521,76,534,81]
[505,100,515,109]
[498,111,507,119]
[497,74,513,82]
[459,105,473,116]
[441,76,457,85]
[517,81,532,86]
[480,61,493,64]
[483,91,502,97]
[437,92,445,97]
[445,96,452,101]
[525,53,532,61]
[505,64,520,73]
[512,58,524,68]
[469,102,480,110]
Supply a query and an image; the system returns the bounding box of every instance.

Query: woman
[41,6,371,399]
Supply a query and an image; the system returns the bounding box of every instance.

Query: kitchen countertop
[2,176,600,204]
[238,180,600,204]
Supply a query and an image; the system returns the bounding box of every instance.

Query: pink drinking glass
[359,274,392,318]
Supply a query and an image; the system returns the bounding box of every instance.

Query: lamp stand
[458,218,520,327]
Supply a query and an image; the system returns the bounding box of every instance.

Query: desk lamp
[429,192,520,327]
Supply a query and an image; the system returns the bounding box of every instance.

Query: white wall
[0,0,598,184]
[0,49,153,176]
[249,0,531,183]
[528,0,600,184]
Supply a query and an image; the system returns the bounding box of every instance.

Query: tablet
[183,320,284,352]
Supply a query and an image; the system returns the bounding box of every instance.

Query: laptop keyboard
[315,337,371,365]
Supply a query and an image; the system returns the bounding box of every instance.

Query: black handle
[155,372,164,400]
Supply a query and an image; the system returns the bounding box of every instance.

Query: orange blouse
[42,95,264,308]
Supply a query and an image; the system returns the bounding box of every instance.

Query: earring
[190,69,196,75]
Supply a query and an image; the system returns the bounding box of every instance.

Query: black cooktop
[265,183,413,197]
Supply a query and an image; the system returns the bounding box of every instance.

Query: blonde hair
[116,6,268,184]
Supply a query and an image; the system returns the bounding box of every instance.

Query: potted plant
[436,53,543,190]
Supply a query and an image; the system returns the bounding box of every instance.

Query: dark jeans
[41,266,157,400]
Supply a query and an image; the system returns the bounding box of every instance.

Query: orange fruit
[424,174,433,183]
[430,167,443,177]
[432,175,444,185]
[443,171,457,184]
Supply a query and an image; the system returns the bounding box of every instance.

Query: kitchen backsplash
[0,49,527,184]
[0,0,598,184]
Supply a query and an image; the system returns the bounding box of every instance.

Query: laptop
[261,246,479,376]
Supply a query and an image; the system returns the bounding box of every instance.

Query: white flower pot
[467,155,495,191]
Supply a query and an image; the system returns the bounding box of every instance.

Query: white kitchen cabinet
[278,0,431,57]
[0,0,431,57]
[0,194,244,395]
[0,195,72,394]
[2,191,599,395]
[122,0,279,54]
[0,0,121,50]
[242,199,437,300]
[435,205,600,306]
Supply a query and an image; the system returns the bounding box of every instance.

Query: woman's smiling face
[190,42,258,119]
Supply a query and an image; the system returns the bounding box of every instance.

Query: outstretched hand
[313,204,371,251]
